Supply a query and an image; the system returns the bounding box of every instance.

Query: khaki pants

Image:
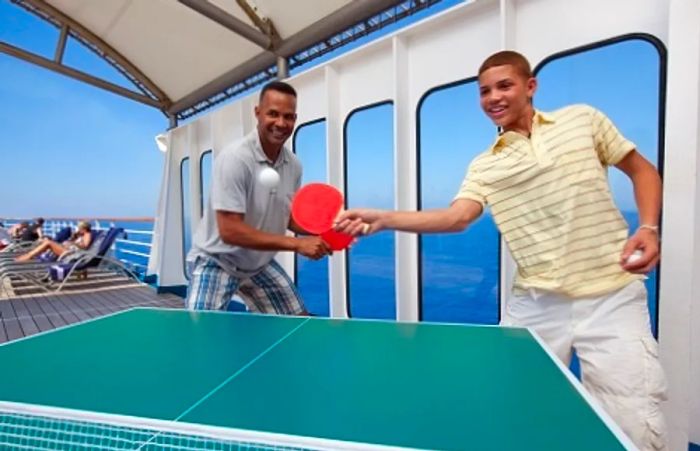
[502,280,667,451]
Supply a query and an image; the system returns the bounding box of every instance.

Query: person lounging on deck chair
[7,222,29,239]
[0,218,60,256]
[0,228,102,277]
[3,218,46,251]
[0,222,31,254]
[0,225,73,258]
[14,222,91,262]
[0,226,74,268]
[19,218,45,241]
[3,227,141,295]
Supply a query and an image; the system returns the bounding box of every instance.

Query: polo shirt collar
[488,110,556,154]
[252,130,290,166]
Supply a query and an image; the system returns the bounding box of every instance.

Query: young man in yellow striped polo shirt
[335,51,666,450]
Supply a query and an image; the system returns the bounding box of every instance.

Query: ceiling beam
[169,0,401,115]
[0,41,162,108]
[169,52,276,115]
[276,0,400,58]
[178,0,273,50]
[54,23,68,63]
[16,0,171,109]
[235,0,281,46]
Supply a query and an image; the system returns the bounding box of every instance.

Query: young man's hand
[334,209,383,236]
[620,228,659,273]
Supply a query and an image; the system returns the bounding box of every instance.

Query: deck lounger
[0,226,73,258]
[0,228,89,274]
[0,230,112,296]
[4,228,141,294]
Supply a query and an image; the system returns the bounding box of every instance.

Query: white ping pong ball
[626,250,643,264]
[258,167,280,189]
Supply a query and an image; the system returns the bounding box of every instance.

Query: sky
[0,0,463,221]
[289,36,662,322]
[0,0,660,221]
[293,38,660,214]
[0,0,166,219]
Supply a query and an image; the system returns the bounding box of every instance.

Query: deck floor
[0,285,183,344]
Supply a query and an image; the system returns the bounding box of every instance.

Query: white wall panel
[291,71,327,124]
[514,0,669,64]
[333,41,394,118]
[406,0,500,99]
[211,102,245,158]
[662,0,700,447]
[153,2,699,446]
[325,65,348,317]
[154,125,188,285]
[393,35,418,321]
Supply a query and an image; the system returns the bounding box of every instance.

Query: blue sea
[53,213,657,337]
[297,211,659,337]
[109,220,154,276]
[42,219,154,277]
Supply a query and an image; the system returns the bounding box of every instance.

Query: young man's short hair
[478,50,533,79]
[259,81,297,102]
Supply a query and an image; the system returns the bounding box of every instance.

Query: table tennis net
[0,402,350,451]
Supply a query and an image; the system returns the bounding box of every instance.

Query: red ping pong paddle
[291,183,354,250]
[320,228,354,251]
[291,183,343,234]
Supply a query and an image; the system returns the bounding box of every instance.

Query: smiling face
[478,64,537,134]
[255,89,297,156]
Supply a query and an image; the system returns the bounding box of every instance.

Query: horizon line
[2,216,155,223]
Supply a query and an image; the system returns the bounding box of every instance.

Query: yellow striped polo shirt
[455,104,642,297]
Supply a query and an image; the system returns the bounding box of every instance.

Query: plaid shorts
[185,256,306,315]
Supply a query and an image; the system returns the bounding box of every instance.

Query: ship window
[417,79,500,324]
[180,157,192,279]
[344,102,396,319]
[200,151,212,217]
[292,120,330,316]
[535,35,665,336]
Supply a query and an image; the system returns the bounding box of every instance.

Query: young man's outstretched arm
[335,198,483,236]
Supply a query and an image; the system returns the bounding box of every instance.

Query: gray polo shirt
[188,130,302,277]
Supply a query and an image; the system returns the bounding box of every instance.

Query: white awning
[4,0,419,119]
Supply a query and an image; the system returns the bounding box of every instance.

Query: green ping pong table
[0,308,634,450]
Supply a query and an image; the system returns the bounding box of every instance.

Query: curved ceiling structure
[1,0,441,122]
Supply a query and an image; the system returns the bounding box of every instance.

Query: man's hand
[620,228,659,274]
[296,236,332,260]
[334,209,383,236]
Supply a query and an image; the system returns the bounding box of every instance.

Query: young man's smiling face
[255,89,297,152]
[478,64,537,133]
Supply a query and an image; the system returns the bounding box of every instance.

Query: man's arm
[287,216,308,235]
[614,150,662,273]
[335,199,483,235]
[217,211,329,259]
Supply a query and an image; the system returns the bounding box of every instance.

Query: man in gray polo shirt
[186,81,331,315]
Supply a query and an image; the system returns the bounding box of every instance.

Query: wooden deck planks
[0,286,184,344]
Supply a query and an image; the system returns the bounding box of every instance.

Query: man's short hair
[259,81,297,102]
[478,50,533,80]
[35,218,45,226]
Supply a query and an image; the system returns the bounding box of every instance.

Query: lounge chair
[0,226,73,257]
[3,228,141,295]
[0,227,80,271]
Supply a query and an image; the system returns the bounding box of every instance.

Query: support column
[659,0,700,449]
[393,35,419,322]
